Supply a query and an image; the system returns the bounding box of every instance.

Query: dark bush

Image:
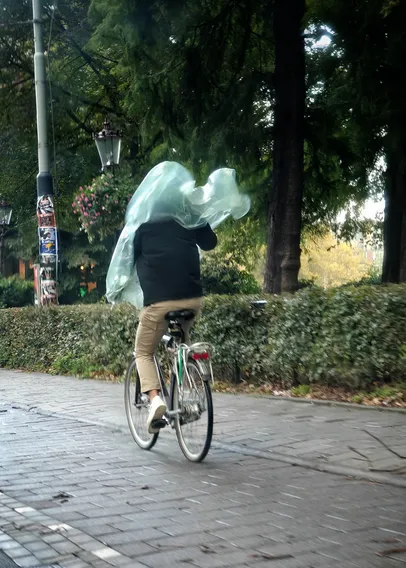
[201,254,261,295]
[0,277,34,308]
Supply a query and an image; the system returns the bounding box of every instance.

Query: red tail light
[192,352,209,360]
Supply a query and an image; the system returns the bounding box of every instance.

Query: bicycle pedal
[151,418,166,429]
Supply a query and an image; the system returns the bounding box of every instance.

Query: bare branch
[364,430,406,460]
[348,445,371,464]
[377,547,406,557]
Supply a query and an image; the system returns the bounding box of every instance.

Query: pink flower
[84,197,88,202]
[84,212,88,217]
[87,202,92,207]
[79,186,83,191]
[91,194,96,198]
[81,193,84,198]
[90,221,93,225]
[105,194,109,198]
[114,200,118,205]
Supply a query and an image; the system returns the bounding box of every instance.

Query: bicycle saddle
[165,309,196,321]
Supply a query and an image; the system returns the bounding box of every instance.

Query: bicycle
[124,309,214,463]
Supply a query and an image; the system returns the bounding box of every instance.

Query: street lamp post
[32,0,58,305]
[93,119,122,174]
[0,199,12,276]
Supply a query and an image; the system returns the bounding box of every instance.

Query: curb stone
[245,393,406,413]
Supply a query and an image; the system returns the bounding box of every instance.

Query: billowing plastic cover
[106,161,250,308]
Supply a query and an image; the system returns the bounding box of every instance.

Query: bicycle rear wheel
[172,361,213,462]
[124,358,159,450]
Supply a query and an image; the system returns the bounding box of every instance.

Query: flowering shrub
[72,171,134,241]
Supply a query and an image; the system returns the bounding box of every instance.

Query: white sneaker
[147,395,167,434]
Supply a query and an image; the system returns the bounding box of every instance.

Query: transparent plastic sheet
[106,161,251,308]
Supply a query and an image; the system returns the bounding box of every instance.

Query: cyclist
[133,219,217,433]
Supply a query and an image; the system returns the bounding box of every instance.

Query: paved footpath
[0,370,405,568]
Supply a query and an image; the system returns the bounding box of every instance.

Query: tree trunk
[382,151,406,283]
[264,0,305,294]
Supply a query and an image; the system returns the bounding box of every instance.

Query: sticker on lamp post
[39,227,57,255]
[41,279,57,303]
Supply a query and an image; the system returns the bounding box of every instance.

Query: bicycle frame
[161,334,214,383]
[147,333,213,428]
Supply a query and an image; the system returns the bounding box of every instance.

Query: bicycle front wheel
[124,358,159,450]
[172,361,213,462]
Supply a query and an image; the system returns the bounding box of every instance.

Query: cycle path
[0,370,405,486]
[1,376,406,567]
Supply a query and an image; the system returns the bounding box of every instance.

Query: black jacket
[134,220,217,306]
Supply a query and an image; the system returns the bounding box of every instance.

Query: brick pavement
[1,399,406,568]
[0,370,405,483]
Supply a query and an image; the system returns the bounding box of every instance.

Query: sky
[362,198,384,219]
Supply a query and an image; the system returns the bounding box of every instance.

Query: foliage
[300,232,372,288]
[72,170,134,242]
[341,264,382,287]
[1,287,406,389]
[0,277,34,308]
[298,278,318,290]
[351,383,406,405]
[309,0,406,282]
[291,384,311,397]
[333,213,384,249]
[201,254,261,295]
[215,217,264,272]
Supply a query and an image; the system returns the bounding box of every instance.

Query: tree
[264,0,306,294]
[2,0,399,301]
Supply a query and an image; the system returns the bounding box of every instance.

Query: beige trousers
[135,297,202,393]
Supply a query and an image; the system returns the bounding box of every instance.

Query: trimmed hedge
[1,285,406,388]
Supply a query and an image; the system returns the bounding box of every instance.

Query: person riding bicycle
[133,219,217,433]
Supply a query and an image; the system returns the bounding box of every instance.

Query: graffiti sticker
[38,213,56,228]
[41,279,57,300]
[37,195,54,216]
[40,254,57,266]
[40,266,55,281]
